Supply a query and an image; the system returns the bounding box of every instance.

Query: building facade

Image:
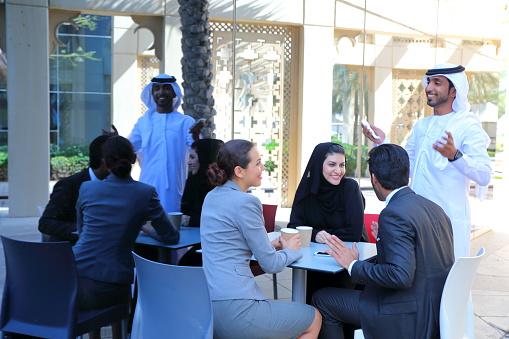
[0,0,506,216]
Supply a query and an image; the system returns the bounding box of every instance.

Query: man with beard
[312,144,454,339]
[362,64,491,259]
[129,74,202,213]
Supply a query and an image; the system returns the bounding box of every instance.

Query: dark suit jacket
[38,169,90,243]
[72,174,180,285]
[351,187,454,339]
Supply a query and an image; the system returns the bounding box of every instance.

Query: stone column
[6,2,50,217]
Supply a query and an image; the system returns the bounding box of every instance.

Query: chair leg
[272,273,278,300]
[121,318,128,339]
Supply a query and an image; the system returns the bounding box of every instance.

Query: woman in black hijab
[178,138,224,266]
[288,142,365,306]
[180,138,224,227]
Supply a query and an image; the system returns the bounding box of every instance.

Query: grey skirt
[212,299,315,339]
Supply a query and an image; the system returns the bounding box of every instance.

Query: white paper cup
[296,226,312,247]
[281,228,299,241]
[167,212,183,230]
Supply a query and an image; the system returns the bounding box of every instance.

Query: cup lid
[281,228,299,233]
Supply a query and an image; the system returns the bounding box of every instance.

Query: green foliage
[50,155,88,180]
[50,143,88,158]
[49,143,89,179]
[264,160,277,174]
[332,141,369,177]
[0,150,7,181]
[73,14,106,31]
[56,47,101,67]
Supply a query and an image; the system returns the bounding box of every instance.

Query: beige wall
[2,0,507,215]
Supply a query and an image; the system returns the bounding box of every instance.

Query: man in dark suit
[38,135,111,244]
[312,144,454,339]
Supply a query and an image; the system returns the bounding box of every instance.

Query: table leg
[292,268,307,303]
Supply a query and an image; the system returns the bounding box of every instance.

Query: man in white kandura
[130,74,200,213]
[362,63,491,259]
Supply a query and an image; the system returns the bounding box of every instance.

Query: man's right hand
[281,233,301,252]
[361,123,385,144]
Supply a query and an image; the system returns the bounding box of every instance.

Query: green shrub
[0,151,7,181]
[332,141,368,177]
[50,155,88,180]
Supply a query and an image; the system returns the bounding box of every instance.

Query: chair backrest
[37,205,52,242]
[363,214,379,243]
[440,247,485,339]
[131,252,213,339]
[262,204,278,233]
[0,236,78,338]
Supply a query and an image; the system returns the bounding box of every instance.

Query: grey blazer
[201,180,301,301]
[73,174,180,285]
[352,187,454,339]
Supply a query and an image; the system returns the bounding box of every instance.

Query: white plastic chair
[440,247,485,339]
[354,248,485,339]
[131,252,213,339]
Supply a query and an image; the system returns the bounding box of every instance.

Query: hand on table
[324,235,359,270]
[181,215,190,227]
[141,221,154,234]
[315,230,331,244]
[281,234,301,252]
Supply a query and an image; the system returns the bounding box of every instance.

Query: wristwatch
[448,150,463,162]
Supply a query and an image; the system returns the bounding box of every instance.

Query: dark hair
[446,78,455,94]
[325,143,345,159]
[191,139,225,175]
[102,136,136,179]
[367,144,409,190]
[207,139,254,186]
[89,135,111,169]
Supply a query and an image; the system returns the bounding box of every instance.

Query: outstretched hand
[102,124,119,136]
[189,119,205,141]
[324,235,359,269]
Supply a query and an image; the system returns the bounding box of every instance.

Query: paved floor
[0,185,508,338]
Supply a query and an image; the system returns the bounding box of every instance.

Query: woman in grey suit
[73,136,180,339]
[201,139,322,339]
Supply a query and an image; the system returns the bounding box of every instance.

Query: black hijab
[181,139,224,224]
[293,142,346,213]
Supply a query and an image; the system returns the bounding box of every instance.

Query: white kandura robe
[406,111,491,259]
[130,110,195,213]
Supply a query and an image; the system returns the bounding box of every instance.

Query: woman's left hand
[315,230,331,244]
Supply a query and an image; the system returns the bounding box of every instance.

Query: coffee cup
[167,212,183,230]
[281,228,299,241]
[296,226,312,247]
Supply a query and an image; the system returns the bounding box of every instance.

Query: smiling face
[188,148,199,175]
[235,146,265,191]
[322,153,346,185]
[425,76,456,114]
[152,83,176,112]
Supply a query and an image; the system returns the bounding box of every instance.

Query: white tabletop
[135,226,201,250]
[290,241,377,303]
[290,241,377,273]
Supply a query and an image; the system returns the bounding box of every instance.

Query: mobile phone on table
[313,251,331,257]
